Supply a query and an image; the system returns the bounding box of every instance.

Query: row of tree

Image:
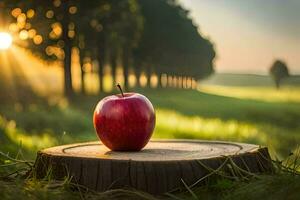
[2,0,215,96]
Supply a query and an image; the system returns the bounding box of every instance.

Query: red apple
[93,85,155,151]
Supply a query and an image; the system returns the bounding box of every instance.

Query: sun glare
[0,32,13,50]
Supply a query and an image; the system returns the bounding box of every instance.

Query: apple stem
[117,84,125,97]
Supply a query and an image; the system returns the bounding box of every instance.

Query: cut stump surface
[34,139,273,194]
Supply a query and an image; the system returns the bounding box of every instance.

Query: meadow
[1,74,300,199]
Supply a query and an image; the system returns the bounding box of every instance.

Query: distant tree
[269,60,289,89]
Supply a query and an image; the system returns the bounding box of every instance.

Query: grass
[1,80,300,199]
[145,87,300,157]
[2,87,299,157]
[1,144,299,200]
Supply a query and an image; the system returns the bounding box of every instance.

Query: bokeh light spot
[11,8,22,18]
[19,30,28,40]
[69,6,77,14]
[33,35,43,45]
[26,9,35,18]
[46,10,54,18]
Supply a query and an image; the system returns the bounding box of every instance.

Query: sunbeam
[11,47,64,97]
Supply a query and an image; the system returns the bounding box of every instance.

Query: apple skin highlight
[93,93,156,151]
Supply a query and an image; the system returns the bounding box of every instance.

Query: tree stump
[34,139,273,194]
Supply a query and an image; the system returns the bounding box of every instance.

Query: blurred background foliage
[0,0,215,97]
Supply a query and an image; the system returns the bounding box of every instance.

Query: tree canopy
[2,0,216,95]
[134,0,215,79]
[269,60,289,89]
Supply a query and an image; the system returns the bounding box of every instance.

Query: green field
[201,73,300,87]
[1,86,300,158]
[1,74,300,199]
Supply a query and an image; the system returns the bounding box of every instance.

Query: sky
[179,0,300,74]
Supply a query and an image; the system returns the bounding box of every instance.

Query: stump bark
[34,139,273,194]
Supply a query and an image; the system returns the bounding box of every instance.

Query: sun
[0,32,13,50]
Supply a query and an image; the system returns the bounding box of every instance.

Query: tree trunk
[110,51,117,87]
[63,44,73,96]
[98,51,104,92]
[146,67,152,88]
[178,76,182,89]
[134,67,141,88]
[157,73,162,88]
[61,2,73,97]
[79,53,85,94]
[122,47,130,90]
